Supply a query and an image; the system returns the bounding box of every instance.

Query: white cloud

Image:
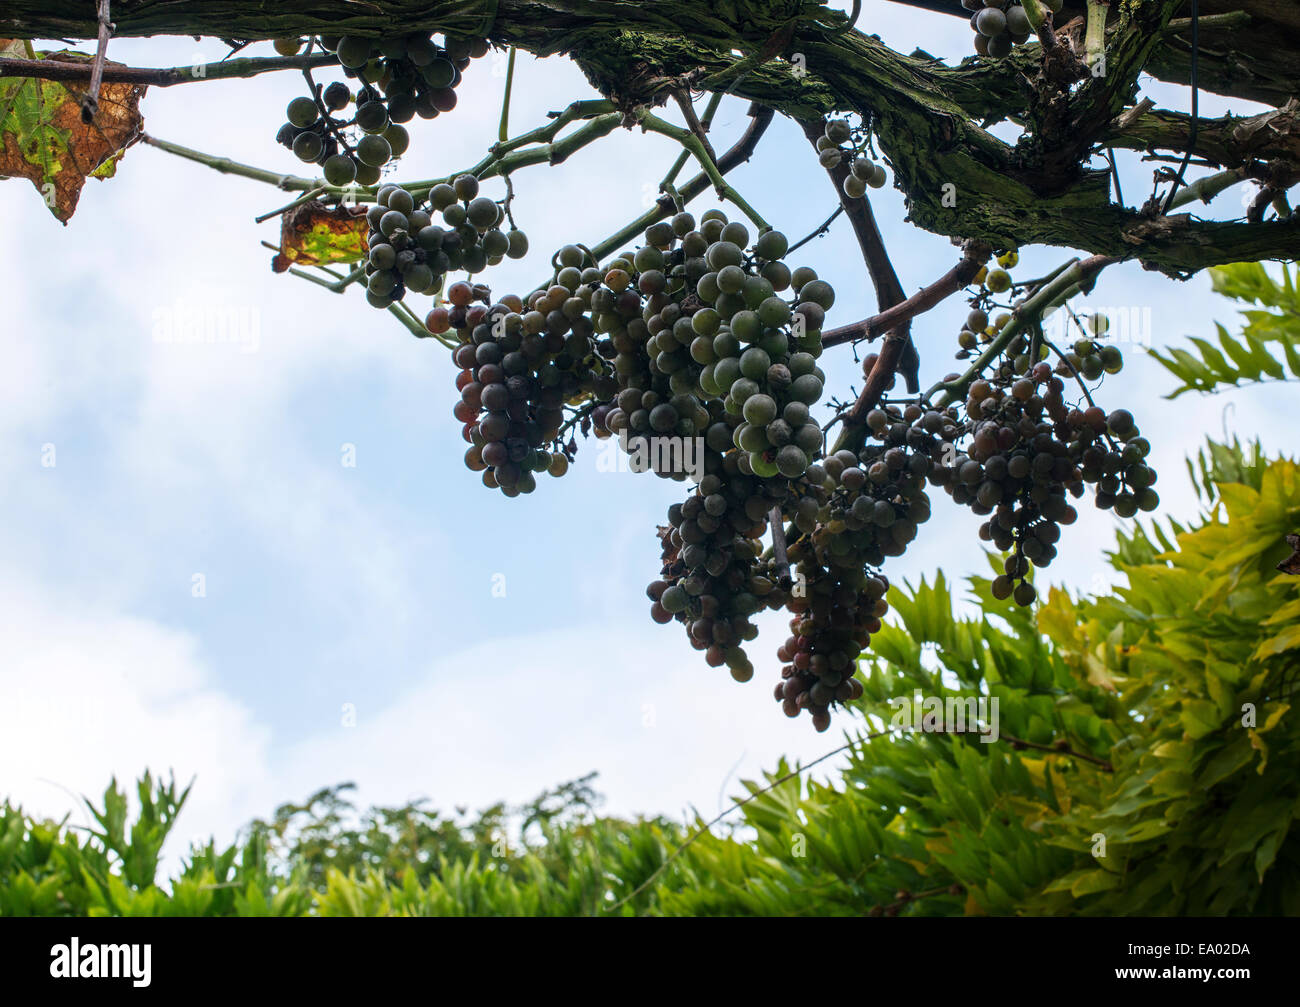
[0,577,273,853]
[278,621,847,823]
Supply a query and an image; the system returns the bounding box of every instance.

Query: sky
[1,1,1296,860]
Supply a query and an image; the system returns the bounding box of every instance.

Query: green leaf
[1071,869,1122,897]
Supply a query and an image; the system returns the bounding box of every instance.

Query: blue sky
[2,2,1295,855]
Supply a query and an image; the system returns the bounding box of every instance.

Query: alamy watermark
[50,939,150,987]
[888,690,1001,743]
[152,301,261,353]
[596,431,705,481]
[1043,304,1152,348]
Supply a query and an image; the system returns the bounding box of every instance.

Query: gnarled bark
[3,0,1297,273]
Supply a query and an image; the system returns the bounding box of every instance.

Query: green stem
[639,113,769,230]
[141,133,326,191]
[404,100,618,195]
[287,264,365,293]
[1085,0,1109,68]
[1022,0,1046,32]
[927,254,1117,406]
[254,186,326,223]
[387,302,437,342]
[497,46,517,143]
[661,92,724,192]
[1167,168,1247,211]
[143,101,622,206]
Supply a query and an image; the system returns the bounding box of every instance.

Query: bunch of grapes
[591,231,718,478]
[814,117,888,198]
[364,176,527,309]
[686,216,830,479]
[579,211,832,483]
[445,280,614,496]
[275,32,490,185]
[1057,314,1124,381]
[930,362,1157,604]
[775,414,938,730]
[961,0,1062,58]
[953,250,1020,358]
[647,453,799,682]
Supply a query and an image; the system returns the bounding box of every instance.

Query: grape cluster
[446,281,614,496]
[775,414,937,730]
[648,452,801,682]
[814,117,888,198]
[962,0,1062,58]
[364,177,527,309]
[580,211,832,482]
[954,250,1020,359]
[275,32,489,185]
[930,363,1157,605]
[1058,314,1124,381]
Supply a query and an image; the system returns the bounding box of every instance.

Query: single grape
[323,153,356,186]
[356,134,392,167]
[292,131,324,162]
[286,96,319,128]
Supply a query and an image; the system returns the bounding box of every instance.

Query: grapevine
[3,0,1287,739]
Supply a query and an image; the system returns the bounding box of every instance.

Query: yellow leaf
[1254,624,1300,660]
[1248,728,1270,772]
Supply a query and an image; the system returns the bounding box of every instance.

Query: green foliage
[1151,262,1300,396]
[4,443,1298,916]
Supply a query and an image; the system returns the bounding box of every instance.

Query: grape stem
[1084,0,1110,71]
[0,51,341,87]
[638,112,770,230]
[253,186,327,224]
[497,46,517,144]
[672,90,719,167]
[798,117,929,394]
[143,133,320,190]
[926,253,1120,408]
[768,506,792,587]
[1045,332,1101,412]
[140,100,623,205]
[784,205,845,257]
[660,91,724,193]
[821,251,989,349]
[554,103,774,278]
[301,57,357,160]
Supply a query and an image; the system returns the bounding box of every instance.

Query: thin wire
[1106,147,1124,206]
[1161,0,1198,213]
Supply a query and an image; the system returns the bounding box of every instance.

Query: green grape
[466,196,499,229]
[454,173,480,201]
[356,134,392,167]
[355,100,389,133]
[506,230,529,258]
[323,154,357,186]
[387,187,415,215]
[286,96,320,128]
[354,162,382,186]
[383,124,410,157]
[335,36,373,70]
[292,131,323,161]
